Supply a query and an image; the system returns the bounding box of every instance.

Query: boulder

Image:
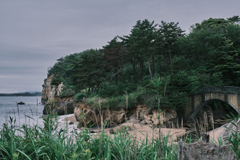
[182,141,236,160]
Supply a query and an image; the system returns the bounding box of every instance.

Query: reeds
[0,115,179,160]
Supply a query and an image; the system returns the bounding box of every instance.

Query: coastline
[56,114,80,135]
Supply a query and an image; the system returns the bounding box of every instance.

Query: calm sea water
[0,96,44,129]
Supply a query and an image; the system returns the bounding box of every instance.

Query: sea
[0,96,44,130]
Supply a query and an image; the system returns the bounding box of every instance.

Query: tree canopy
[46,16,240,110]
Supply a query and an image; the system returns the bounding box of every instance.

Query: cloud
[0,0,240,93]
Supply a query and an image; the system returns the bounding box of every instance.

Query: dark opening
[195,99,238,131]
[181,99,239,142]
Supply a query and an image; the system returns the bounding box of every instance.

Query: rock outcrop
[43,97,75,115]
[41,75,56,104]
[74,103,177,127]
[74,102,127,127]
[180,141,236,160]
[41,75,178,127]
[41,74,66,114]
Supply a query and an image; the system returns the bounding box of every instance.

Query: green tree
[71,49,106,93]
[102,37,126,84]
[120,19,159,80]
[178,16,240,86]
[159,21,184,68]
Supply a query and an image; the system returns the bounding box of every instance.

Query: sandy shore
[56,114,188,142]
[56,114,80,135]
[55,114,239,145]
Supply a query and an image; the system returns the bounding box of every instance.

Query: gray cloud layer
[0,0,239,93]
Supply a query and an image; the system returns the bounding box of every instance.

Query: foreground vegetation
[1,114,240,159]
[0,116,178,160]
[46,16,240,113]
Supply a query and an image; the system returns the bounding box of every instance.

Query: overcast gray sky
[0,0,239,93]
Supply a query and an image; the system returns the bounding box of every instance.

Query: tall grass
[226,113,240,159]
[0,115,178,160]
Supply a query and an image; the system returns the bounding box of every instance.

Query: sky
[0,0,239,93]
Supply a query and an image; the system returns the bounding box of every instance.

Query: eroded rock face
[143,109,177,127]
[42,75,68,114]
[73,103,178,127]
[41,77,178,127]
[151,109,177,125]
[41,75,57,104]
[43,97,75,115]
[74,103,127,127]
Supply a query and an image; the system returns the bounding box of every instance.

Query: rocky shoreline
[41,75,239,142]
[40,75,240,160]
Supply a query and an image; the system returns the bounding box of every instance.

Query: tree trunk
[91,87,94,93]
[148,57,153,79]
[158,60,161,74]
[132,61,137,82]
[152,55,155,75]
[140,60,144,79]
[167,43,172,67]
[118,72,121,83]
[97,83,100,91]
[115,73,118,84]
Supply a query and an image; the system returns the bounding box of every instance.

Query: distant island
[0,92,41,96]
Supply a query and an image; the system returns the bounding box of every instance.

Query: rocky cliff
[74,103,177,127]
[41,74,64,104]
[41,74,67,114]
[43,97,75,115]
[41,75,178,127]
[41,75,55,104]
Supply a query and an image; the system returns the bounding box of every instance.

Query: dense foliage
[46,16,240,110]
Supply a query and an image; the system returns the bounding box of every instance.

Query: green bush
[74,92,87,102]
[100,96,126,108]
[98,82,138,98]
[42,78,47,88]
[51,77,62,86]
[98,84,119,98]
[59,88,75,98]
[95,91,142,109]
[85,96,98,106]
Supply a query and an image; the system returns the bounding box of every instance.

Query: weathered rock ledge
[74,102,177,127]
[43,96,178,127]
[41,75,178,127]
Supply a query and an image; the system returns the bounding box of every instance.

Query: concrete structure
[185,86,240,120]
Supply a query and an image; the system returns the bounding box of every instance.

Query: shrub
[74,92,87,102]
[98,84,119,98]
[97,91,141,109]
[100,96,125,108]
[51,77,62,86]
[59,88,75,98]
[98,82,138,98]
[85,96,98,106]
